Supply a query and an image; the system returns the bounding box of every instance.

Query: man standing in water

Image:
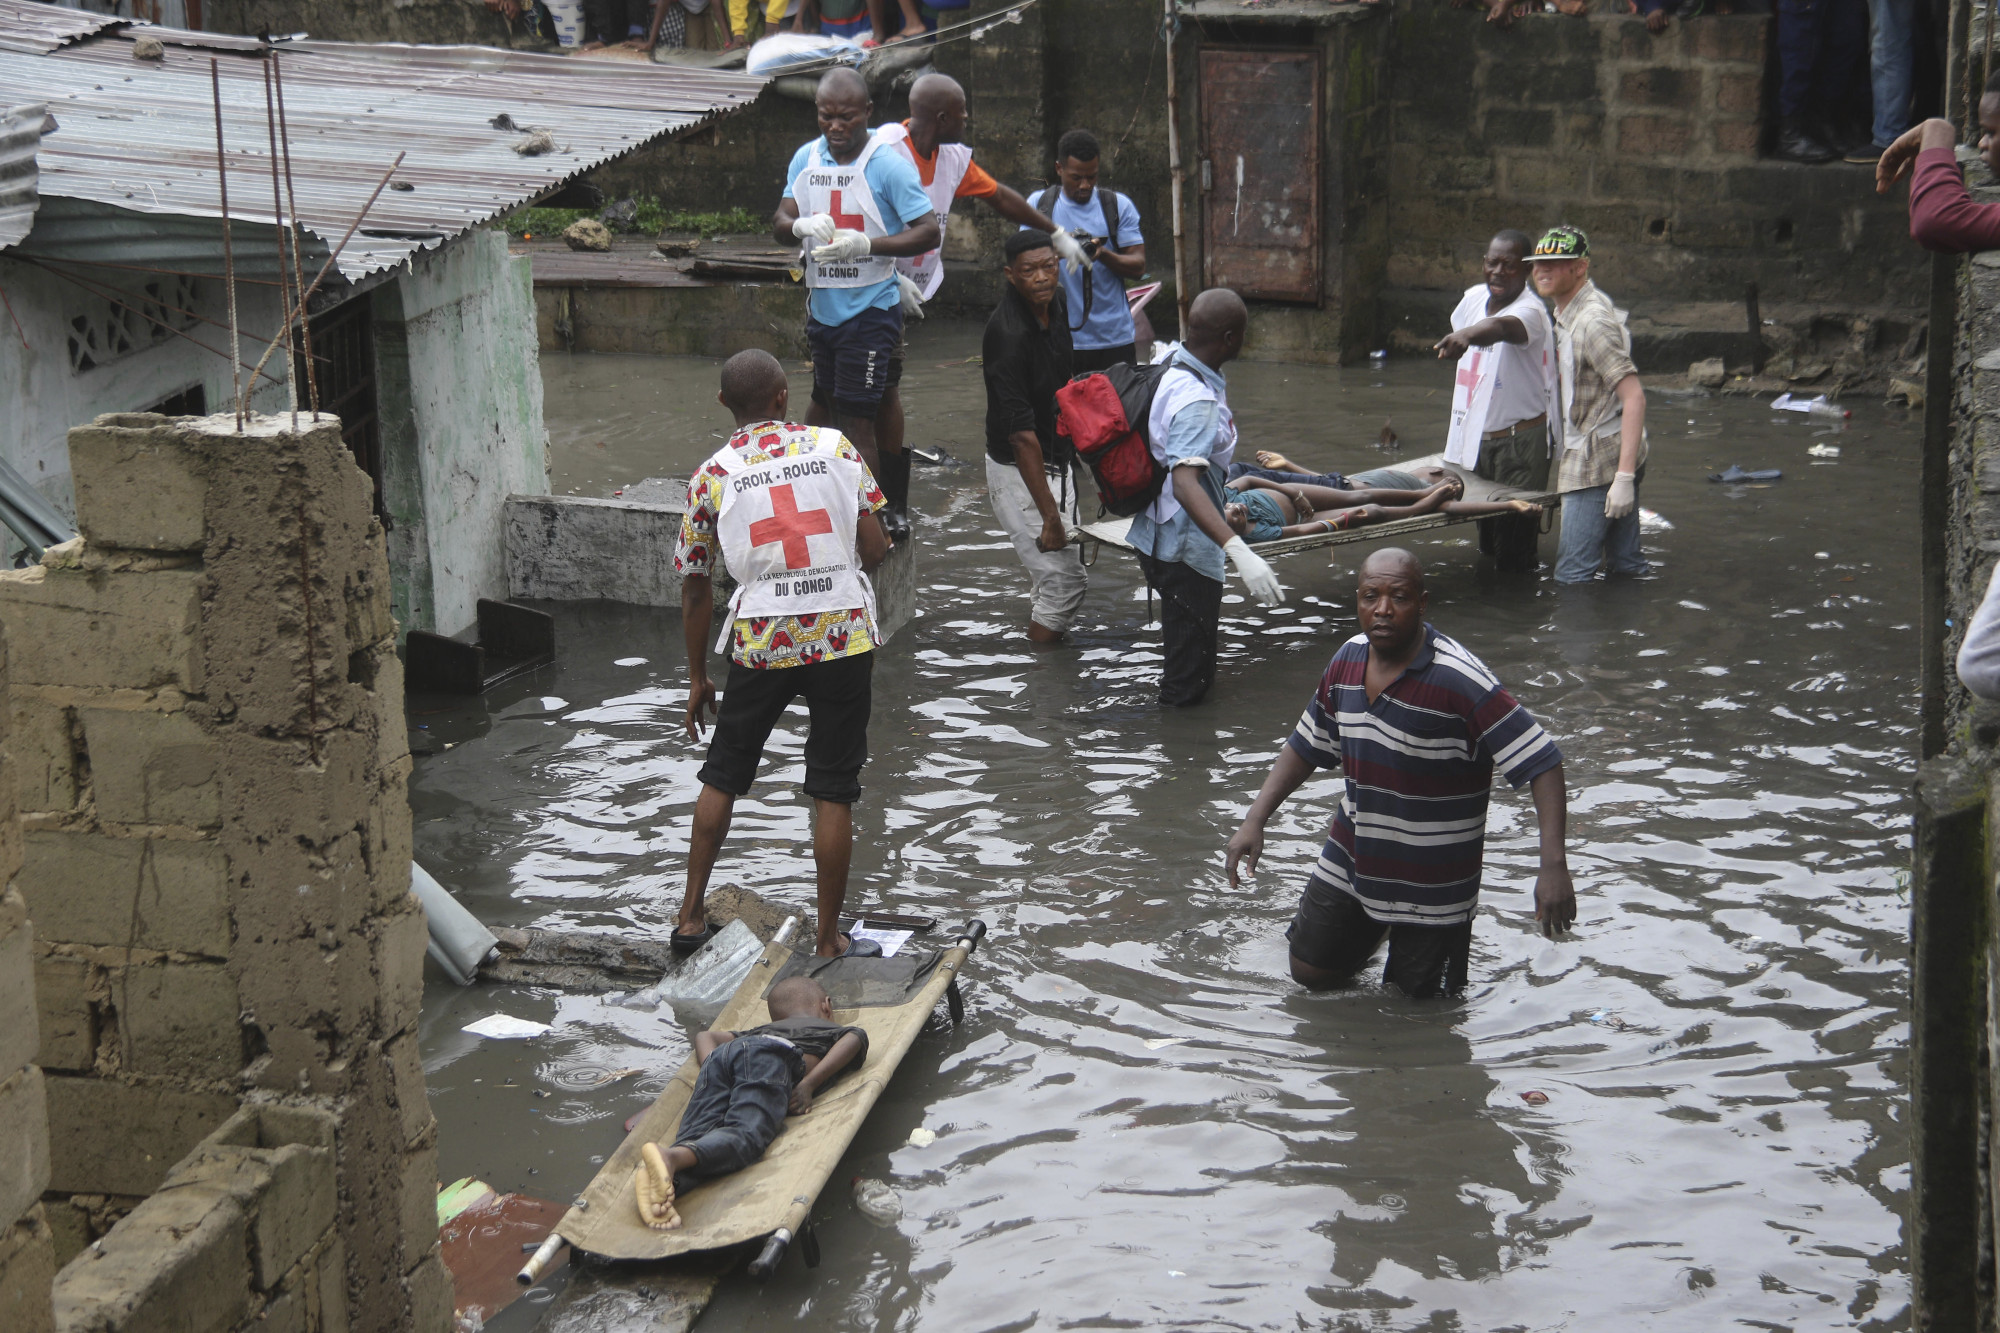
[1524,224,1651,584]
[1128,288,1286,706]
[1225,549,1574,996]
[1433,229,1554,572]
[869,72,1083,536]
[673,350,888,959]
[774,67,939,544]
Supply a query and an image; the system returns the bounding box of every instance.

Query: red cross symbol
[1455,349,1484,397]
[829,189,866,234]
[748,483,835,570]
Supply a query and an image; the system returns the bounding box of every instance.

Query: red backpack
[1054,360,1187,518]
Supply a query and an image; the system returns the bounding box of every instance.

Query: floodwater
[416,322,1915,1331]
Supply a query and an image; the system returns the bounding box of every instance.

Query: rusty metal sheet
[1200,48,1320,304]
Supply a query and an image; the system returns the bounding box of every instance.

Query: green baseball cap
[1525,224,1589,261]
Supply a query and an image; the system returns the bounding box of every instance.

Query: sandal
[669,922,717,956]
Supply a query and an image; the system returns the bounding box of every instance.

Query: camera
[1074,234,1107,259]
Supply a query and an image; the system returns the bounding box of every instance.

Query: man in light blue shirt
[774,68,939,543]
[1128,288,1284,706]
[1023,128,1146,374]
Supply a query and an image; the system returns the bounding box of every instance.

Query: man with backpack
[1028,128,1147,375]
[984,231,1082,644]
[1127,288,1285,706]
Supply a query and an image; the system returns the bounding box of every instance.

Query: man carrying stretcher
[635,976,867,1231]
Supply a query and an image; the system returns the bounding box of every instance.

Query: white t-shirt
[1449,282,1552,435]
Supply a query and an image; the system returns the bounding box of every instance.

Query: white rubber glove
[1223,535,1286,606]
[1049,226,1091,272]
[811,229,873,263]
[1603,471,1637,519]
[896,272,926,319]
[791,212,838,246]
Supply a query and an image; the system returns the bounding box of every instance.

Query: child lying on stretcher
[634,976,867,1231]
[1223,472,1542,543]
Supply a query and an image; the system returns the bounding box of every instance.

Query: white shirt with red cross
[713,426,876,649]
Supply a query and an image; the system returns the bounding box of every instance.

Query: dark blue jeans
[1776,0,1868,120]
[672,1037,798,1186]
[1225,463,1350,490]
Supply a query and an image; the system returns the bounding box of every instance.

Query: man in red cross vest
[672,349,890,959]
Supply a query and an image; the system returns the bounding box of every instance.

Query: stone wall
[204,0,518,46]
[0,411,446,1331]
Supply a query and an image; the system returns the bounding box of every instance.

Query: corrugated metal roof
[0,0,118,56]
[0,100,41,248]
[0,0,770,279]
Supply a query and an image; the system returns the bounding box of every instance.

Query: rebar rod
[210,58,243,429]
[262,58,299,429]
[273,54,321,418]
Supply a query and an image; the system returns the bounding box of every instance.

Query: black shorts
[696,651,873,804]
[806,306,904,421]
[1286,879,1472,999]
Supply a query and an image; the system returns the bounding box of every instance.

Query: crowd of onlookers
[562,0,964,52]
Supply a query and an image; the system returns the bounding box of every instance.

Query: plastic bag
[744,32,864,75]
[616,919,764,1025]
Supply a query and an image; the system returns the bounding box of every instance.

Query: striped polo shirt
[1287,625,1563,926]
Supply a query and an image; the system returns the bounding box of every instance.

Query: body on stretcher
[1070,455,1557,563]
[523,916,987,1284]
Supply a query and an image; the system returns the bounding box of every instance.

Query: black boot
[878,449,913,545]
[1774,116,1839,164]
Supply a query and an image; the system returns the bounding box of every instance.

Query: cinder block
[383,1032,434,1150]
[32,951,94,1071]
[119,960,243,1080]
[318,1235,349,1333]
[0,1066,50,1226]
[1617,114,1692,158]
[19,831,230,957]
[406,1248,453,1333]
[1483,107,1555,149]
[81,707,221,829]
[0,900,37,1080]
[254,1282,308,1333]
[251,1143,336,1291]
[1690,14,1768,62]
[373,902,429,1040]
[398,1140,439,1261]
[343,571,396,649]
[9,699,78,815]
[43,1073,233,1196]
[49,1176,253,1333]
[67,417,210,553]
[1714,70,1761,114]
[1712,120,1760,158]
[1617,67,1694,108]
[0,565,204,692]
[0,1208,56,1333]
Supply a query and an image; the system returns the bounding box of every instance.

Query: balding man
[672,350,889,960]
[1128,288,1284,706]
[868,72,1081,537]
[1226,549,1574,997]
[775,68,940,545]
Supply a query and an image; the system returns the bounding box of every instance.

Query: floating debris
[463,1014,551,1041]
[1807,443,1840,458]
[906,1127,937,1148]
[1520,1090,1549,1106]
[852,1177,902,1225]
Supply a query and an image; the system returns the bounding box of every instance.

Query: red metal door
[1199,48,1321,304]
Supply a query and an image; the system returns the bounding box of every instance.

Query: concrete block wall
[0,411,445,1331]
[0,624,59,1333]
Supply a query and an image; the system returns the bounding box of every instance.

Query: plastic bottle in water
[852,1177,902,1225]
[1369,349,1388,369]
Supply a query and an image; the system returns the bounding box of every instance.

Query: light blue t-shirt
[1024,186,1144,351]
[1127,347,1229,584]
[783,132,933,327]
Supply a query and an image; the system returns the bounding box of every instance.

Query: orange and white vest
[874,121,972,300]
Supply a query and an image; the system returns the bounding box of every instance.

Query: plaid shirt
[1553,280,1642,493]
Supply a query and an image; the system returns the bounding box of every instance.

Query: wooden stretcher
[1073,454,1557,563]
[520,917,987,1284]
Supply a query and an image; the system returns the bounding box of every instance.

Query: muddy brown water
[416,323,1914,1331]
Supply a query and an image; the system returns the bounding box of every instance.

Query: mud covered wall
[375,230,549,638]
[0,411,446,1331]
[204,0,518,46]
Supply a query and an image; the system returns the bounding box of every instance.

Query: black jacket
[982,282,1075,468]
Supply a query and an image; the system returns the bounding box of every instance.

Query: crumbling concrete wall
[0,410,446,1331]
[376,229,550,639]
[0,628,59,1333]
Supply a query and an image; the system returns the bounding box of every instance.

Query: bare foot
[1255,449,1303,472]
[1553,0,1589,14]
[636,1143,682,1231]
[894,23,927,39]
[580,38,606,49]
[1505,500,1542,514]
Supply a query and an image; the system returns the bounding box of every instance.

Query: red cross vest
[792,131,898,290]
[712,428,876,649]
[873,121,972,300]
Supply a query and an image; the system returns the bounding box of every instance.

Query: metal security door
[1199,48,1321,303]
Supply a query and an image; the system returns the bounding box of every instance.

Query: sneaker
[1774,120,1839,165]
[1843,142,1885,164]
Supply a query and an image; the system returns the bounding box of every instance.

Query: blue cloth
[1555,481,1650,584]
[1776,0,1868,120]
[1226,463,1350,490]
[1234,487,1286,544]
[1867,0,1915,147]
[1030,187,1144,351]
[671,1036,796,1184]
[1126,349,1228,584]
[783,132,933,326]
